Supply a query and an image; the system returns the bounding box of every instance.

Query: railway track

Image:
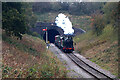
[66,53,116,80]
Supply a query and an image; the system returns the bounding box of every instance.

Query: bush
[91,12,105,36]
[2,2,27,40]
[102,2,119,29]
[99,24,117,41]
[31,32,43,40]
[32,32,39,37]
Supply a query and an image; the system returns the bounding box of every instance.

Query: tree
[60,2,69,11]
[51,2,62,11]
[22,3,37,28]
[68,2,104,15]
[32,2,52,13]
[2,2,27,39]
[2,2,37,39]
[68,2,86,15]
[102,2,119,29]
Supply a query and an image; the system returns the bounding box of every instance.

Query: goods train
[55,35,74,53]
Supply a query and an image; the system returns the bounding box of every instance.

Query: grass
[73,24,119,77]
[99,24,118,42]
[74,31,96,43]
[2,31,67,78]
[35,12,91,31]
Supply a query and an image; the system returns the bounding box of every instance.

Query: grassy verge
[2,32,67,78]
[73,25,118,77]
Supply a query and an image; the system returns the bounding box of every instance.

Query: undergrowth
[73,24,118,77]
[2,32,67,78]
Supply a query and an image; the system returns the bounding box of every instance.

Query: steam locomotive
[55,35,74,53]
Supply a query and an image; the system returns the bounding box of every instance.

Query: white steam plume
[55,13,74,35]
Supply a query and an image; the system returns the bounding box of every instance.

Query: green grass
[99,24,118,42]
[73,24,118,77]
[74,24,117,46]
[74,31,96,43]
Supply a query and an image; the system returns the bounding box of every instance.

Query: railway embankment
[2,30,67,78]
[49,43,116,79]
[73,25,118,78]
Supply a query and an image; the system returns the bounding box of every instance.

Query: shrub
[99,24,117,41]
[91,12,105,36]
[32,32,39,37]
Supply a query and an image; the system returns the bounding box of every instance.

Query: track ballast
[66,53,116,80]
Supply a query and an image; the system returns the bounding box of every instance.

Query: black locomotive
[55,35,74,53]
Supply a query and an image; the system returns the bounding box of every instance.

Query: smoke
[55,13,74,35]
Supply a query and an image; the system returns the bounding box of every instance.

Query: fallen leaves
[2,34,67,78]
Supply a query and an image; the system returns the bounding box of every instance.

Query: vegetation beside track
[2,2,119,78]
[2,31,67,78]
[73,2,119,77]
[73,25,118,77]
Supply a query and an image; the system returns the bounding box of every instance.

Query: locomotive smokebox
[55,34,74,53]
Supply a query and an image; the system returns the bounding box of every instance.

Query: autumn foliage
[91,12,105,36]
